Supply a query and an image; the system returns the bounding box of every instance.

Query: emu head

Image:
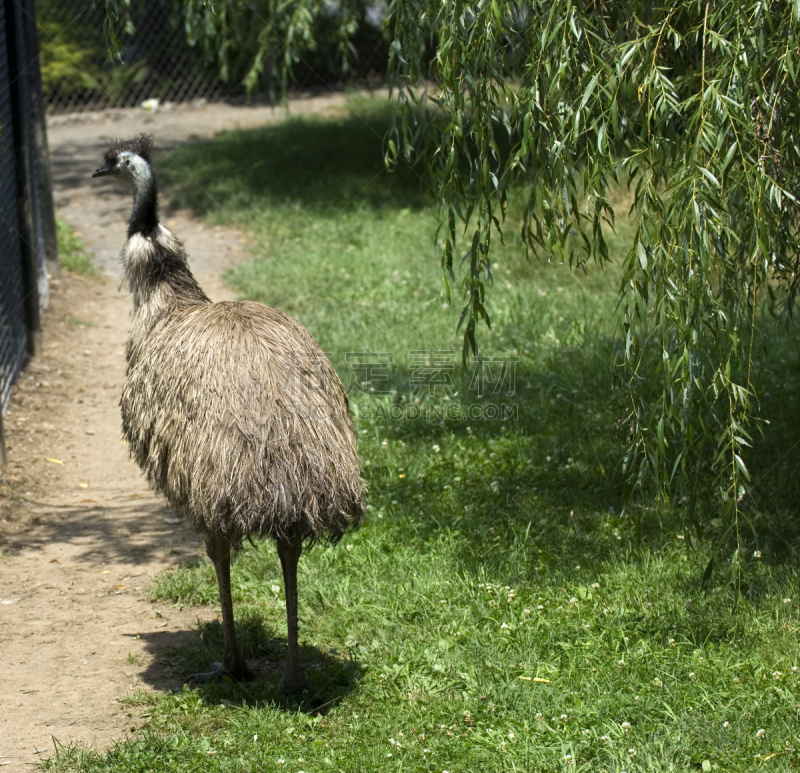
[92,134,155,186]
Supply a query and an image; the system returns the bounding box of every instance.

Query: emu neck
[128,167,159,238]
[122,226,210,367]
[123,226,209,314]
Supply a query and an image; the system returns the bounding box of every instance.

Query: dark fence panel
[1,0,55,461]
[0,0,30,416]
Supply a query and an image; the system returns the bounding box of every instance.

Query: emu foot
[278,667,308,695]
[186,661,256,685]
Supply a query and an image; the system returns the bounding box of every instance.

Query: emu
[93,134,365,693]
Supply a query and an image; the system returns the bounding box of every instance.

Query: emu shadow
[134,618,363,714]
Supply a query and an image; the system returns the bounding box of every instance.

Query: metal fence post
[5,0,43,356]
[0,0,29,466]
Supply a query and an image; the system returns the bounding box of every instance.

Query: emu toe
[186,661,256,685]
[278,667,309,695]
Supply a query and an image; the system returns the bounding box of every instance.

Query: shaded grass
[42,98,800,772]
[56,218,97,276]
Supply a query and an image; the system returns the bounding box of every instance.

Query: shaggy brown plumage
[94,135,365,693]
[121,291,365,546]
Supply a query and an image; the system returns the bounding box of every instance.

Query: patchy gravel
[0,92,352,767]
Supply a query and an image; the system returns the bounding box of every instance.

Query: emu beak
[92,164,114,178]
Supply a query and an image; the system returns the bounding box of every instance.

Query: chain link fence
[1,0,57,460]
[38,0,390,113]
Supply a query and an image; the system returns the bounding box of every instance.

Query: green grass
[57,218,97,276]
[42,98,800,772]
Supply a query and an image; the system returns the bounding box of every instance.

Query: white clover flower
[723,721,730,728]
[560,714,568,720]
[628,749,637,757]
[757,729,766,738]
[508,732,515,739]
[773,671,784,680]
[569,597,579,605]
[433,444,441,452]
[784,598,792,604]
[621,722,631,731]
[500,622,509,629]
[591,582,600,589]
[654,677,662,687]
[535,713,543,720]
[753,550,762,558]
[689,672,696,678]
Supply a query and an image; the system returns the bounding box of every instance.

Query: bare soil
[0,93,351,768]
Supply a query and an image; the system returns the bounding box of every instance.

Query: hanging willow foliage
[102,0,373,93]
[101,0,800,579]
[387,0,800,579]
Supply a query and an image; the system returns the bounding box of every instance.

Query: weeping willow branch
[389,0,800,558]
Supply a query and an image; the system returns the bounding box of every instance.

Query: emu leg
[186,534,255,684]
[277,537,308,694]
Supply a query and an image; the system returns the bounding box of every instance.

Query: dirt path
[0,93,351,767]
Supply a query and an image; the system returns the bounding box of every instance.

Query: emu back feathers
[121,300,366,545]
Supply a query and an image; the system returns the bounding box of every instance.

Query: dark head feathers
[105,133,155,165]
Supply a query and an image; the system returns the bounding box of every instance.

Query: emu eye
[125,159,131,167]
